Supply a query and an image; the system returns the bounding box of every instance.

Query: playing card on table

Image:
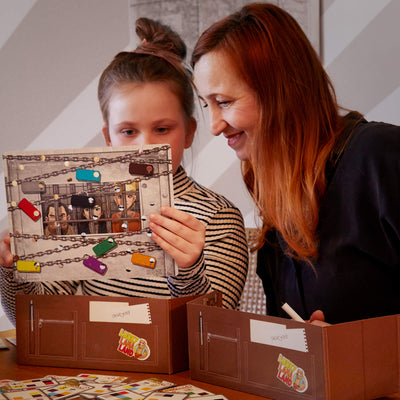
[9,378,58,390]
[80,383,122,398]
[77,375,128,384]
[162,384,214,397]
[144,393,188,400]
[119,378,174,395]
[190,396,229,400]
[96,390,145,400]
[3,389,50,400]
[42,381,93,399]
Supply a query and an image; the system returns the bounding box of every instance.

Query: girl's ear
[102,125,112,146]
[184,117,197,149]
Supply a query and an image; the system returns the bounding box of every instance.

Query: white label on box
[89,301,151,324]
[250,319,308,352]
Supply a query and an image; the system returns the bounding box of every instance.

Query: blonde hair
[98,18,194,130]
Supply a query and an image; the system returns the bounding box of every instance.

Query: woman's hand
[309,309,331,326]
[0,229,14,267]
[149,206,205,269]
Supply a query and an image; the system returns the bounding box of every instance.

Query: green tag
[93,237,117,256]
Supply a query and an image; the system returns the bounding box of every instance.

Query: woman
[0,18,248,325]
[192,3,400,324]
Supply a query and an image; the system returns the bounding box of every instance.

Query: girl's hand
[149,206,205,269]
[0,229,14,268]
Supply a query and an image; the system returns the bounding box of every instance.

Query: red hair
[192,3,346,262]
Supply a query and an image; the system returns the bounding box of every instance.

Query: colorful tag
[129,163,154,176]
[18,198,41,221]
[131,253,156,269]
[83,256,108,275]
[76,169,101,182]
[93,237,117,256]
[16,261,41,273]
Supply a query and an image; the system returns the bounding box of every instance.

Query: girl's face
[194,50,260,161]
[103,81,196,174]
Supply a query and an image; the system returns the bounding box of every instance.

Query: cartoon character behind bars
[112,183,141,232]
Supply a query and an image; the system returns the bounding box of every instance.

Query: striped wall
[0,0,399,329]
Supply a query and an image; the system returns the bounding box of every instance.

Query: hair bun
[135,17,186,61]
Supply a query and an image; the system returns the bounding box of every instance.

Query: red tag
[18,198,41,221]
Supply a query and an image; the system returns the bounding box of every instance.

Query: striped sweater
[0,167,248,325]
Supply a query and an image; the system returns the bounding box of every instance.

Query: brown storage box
[187,292,400,400]
[16,293,197,374]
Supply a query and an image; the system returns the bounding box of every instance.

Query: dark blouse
[257,118,400,323]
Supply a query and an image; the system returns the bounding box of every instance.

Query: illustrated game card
[9,378,58,390]
[162,384,214,397]
[145,393,188,400]
[3,145,175,282]
[42,381,93,399]
[0,381,14,393]
[80,383,123,398]
[189,396,229,400]
[96,390,145,400]
[76,375,128,384]
[3,390,50,400]
[118,378,174,395]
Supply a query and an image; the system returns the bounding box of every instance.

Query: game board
[2,145,175,282]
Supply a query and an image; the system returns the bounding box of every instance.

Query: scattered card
[3,389,50,400]
[96,390,145,400]
[120,378,174,394]
[80,383,122,398]
[162,384,214,397]
[42,381,93,399]
[9,378,58,390]
[190,396,229,400]
[145,394,187,400]
[77,375,128,384]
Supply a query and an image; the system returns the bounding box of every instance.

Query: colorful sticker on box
[117,329,150,361]
[277,354,308,393]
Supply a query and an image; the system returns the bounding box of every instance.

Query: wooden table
[1,329,399,400]
[0,329,266,399]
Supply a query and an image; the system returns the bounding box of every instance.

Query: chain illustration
[6,169,172,212]
[4,145,171,188]
[11,231,162,267]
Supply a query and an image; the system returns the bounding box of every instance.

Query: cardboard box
[16,293,197,374]
[187,292,400,400]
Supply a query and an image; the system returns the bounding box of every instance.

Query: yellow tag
[17,260,41,272]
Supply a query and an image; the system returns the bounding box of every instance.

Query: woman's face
[103,81,196,174]
[194,50,260,161]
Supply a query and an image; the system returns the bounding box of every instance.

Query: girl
[0,18,248,325]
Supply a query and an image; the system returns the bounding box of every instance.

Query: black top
[257,118,400,323]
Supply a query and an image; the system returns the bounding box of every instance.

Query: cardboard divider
[187,292,400,400]
[16,293,198,374]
